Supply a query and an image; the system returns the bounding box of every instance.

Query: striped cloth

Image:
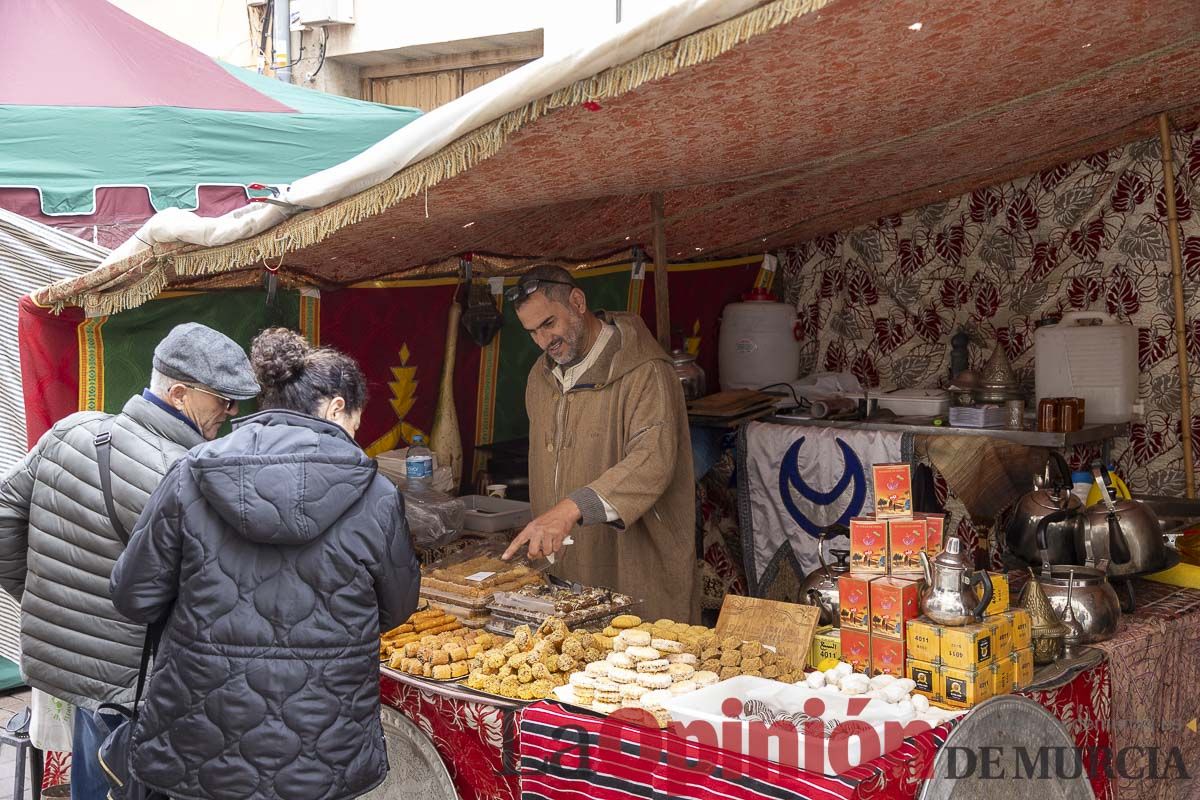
[0,208,106,663]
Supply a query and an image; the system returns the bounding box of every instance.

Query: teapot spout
[919,550,932,584]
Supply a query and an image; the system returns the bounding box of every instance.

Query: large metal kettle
[800,531,850,627]
[1076,462,1165,579]
[919,536,993,626]
[1005,450,1082,566]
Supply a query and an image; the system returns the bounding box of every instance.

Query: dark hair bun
[250,327,310,387]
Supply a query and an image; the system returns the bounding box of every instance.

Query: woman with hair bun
[110,327,419,800]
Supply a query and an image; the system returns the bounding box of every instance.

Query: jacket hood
[188,410,378,545]
[538,311,669,389]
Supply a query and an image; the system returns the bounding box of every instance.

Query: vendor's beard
[547,317,587,366]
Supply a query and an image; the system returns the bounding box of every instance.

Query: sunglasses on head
[183,384,238,411]
[504,277,576,303]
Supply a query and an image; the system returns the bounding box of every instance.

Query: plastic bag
[30,688,74,752]
[401,484,465,550]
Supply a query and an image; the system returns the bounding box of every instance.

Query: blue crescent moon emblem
[778,436,867,536]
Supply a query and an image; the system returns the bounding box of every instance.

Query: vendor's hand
[503,499,581,560]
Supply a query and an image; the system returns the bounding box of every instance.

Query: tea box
[940,665,994,709]
[916,512,945,559]
[1011,647,1034,690]
[940,621,994,670]
[986,615,1012,660]
[1005,609,1032,651]
[838,574,871,631]
[869,576,921,639]
[872,463,913,518]
[887,519,926,576]
[871,635,906,676]
[990,657,1014,698]
[906,618,942,664]
[840,628,872,673]
[850,517,888,573]
[810,627,841,667]
[975,571,1011,617]
[906,658,941,698]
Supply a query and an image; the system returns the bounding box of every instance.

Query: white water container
[1034,312,1137,423]
[718,290,801,390]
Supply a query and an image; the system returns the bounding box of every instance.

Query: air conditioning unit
[292,0,354,28]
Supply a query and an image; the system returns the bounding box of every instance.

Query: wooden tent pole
[651,192,672,352]
[1159,112,1195,498]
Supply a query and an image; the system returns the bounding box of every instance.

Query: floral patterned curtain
[779,124,1200,495]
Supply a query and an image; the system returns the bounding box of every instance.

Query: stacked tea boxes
[837,463,946,677]
[905,607,1033,709]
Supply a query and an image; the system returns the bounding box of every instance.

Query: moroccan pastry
[667,653,697,665]
[585,661,611,677]
[593,681,621,705]
[592,701,621,714]
[692,670,719,687]
[651,638,684,654]
[611,615,642,629]
[606,652,635,669]
[618,629,653,648]
[626,646,661,662]
[640,689,672,709]
[620,684,649,701]
[667,663,695,681]
[636,659,670,674]
[635,672,673,689]
[669,680,697,696]
[608,666,639,684]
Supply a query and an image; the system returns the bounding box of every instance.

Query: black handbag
[94,422,169,800]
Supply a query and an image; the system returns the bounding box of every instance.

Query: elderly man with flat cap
[0,322,258,800]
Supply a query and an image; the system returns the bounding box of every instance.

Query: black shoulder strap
[94,420,129,544]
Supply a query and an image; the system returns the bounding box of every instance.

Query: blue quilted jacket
[111,409,420,800]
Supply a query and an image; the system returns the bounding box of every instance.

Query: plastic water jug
[717,289,801,390]
[1034,312,1137,424]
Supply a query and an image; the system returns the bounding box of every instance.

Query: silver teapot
[800,531,850,627]
[919,536,993,626]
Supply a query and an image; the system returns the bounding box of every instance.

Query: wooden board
[714,596,820,669]
[687,389,777,418]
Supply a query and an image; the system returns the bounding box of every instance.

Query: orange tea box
[870,576,921,639]
[906,658,941,698]
[871,635,906,676]
[850,517,888,573]
[840,628,871,673]
[915,512,945,558]
[887,518,926,575]
[838,574,871,631]
[872,463,912,518]
[906,618,942,664]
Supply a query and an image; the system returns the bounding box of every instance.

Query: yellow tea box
[975,571,1010,617]
[940,665,994,709]
[940,621,994,670]
[905,618,942,664]
[906,658,941,698]
[990,657,1014,698]
[1006,609,1032,651]
[810,627,841,667]
[1011,647,1034,690]
[986,615,1012,660]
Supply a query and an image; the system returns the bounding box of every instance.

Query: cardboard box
[840,628,872,673]
[871,635,906,676]
[907,658,941,698]
[850,517,888,573]
[976,571,1010,617]
[940,622,994,670]
[887,518,927,576]
[987,615,1012,660]
[838,574,871,631]
[916,512,945,559]
[940,665,994,709]
[870,576,922,639]
[1011,647,1034,690]
[810,627,841,667]
[990,657,1014,698]
[906,618,942,664]
[1006,609,1032,651]
[872,463,913,518]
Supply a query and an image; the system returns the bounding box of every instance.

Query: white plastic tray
[460,495,532,532]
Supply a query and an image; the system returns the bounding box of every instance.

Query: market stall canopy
[41,0,1200,314]
[0,0,421,216]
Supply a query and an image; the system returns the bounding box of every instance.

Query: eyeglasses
[504,277,576,303]
[182,384,238,412]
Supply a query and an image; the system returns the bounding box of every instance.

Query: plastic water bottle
[406,435,433,490]
[1071,470,1093,508]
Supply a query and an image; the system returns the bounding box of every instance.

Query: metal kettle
[800,531,850,627]
[919,536,993,626]
[1076,462,1165,580]
[1005,450,1082,566]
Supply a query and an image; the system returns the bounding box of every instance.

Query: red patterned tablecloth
[380,674,522,800]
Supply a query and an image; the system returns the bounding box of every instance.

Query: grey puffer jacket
[111,409,420,800]
[0,394,204,709]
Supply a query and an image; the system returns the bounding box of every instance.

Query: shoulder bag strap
[94,420,129,544]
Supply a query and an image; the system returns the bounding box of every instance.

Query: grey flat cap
[153,323,260,400]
